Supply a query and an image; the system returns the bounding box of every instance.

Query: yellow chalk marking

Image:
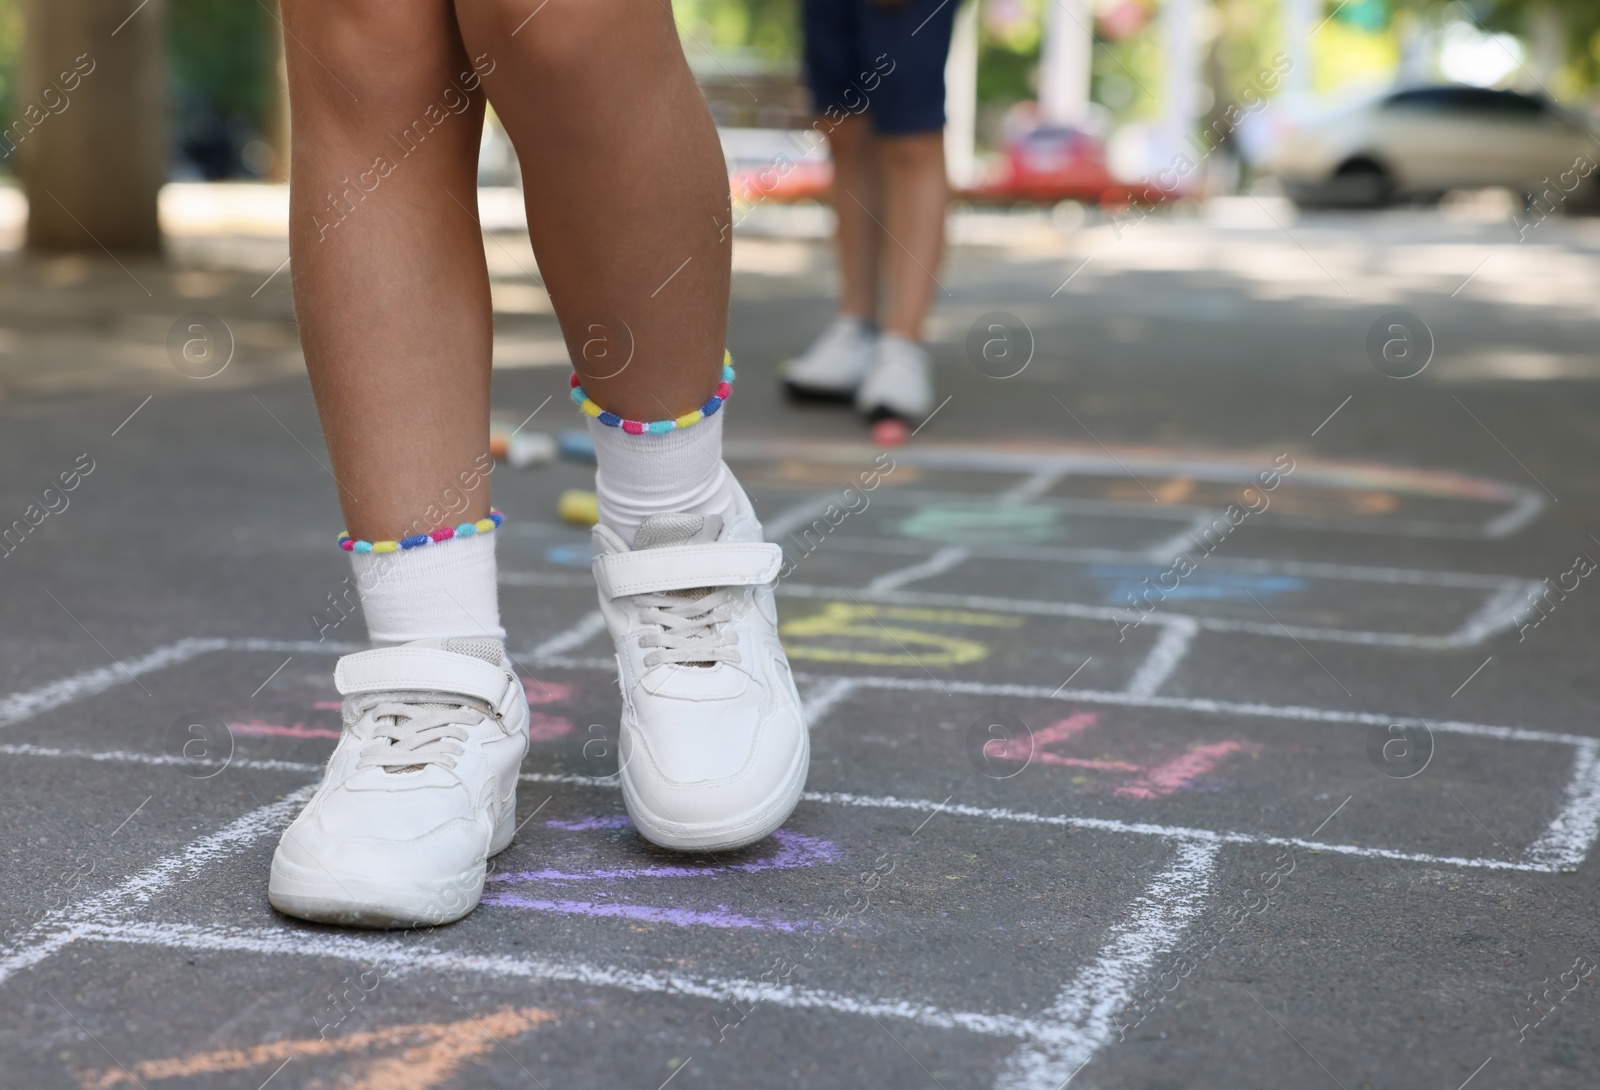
[780,602,1019,667]
[558,489,599,527]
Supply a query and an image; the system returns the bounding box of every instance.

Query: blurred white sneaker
[591,485,808,851]
[268,637,528,928]
[781,316,875,401]
[856,333,934,421]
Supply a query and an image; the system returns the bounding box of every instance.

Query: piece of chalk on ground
[558,489,599,527]
[558,429,597,464]
[872,418,909,447]
[507,431,556,468]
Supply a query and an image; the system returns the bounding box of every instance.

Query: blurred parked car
[1268,85,1599,208]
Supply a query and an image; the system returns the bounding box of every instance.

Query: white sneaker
[781,316,875,401]
[591,486,809,851]
[856,333,934,421]
[268,637,528,928]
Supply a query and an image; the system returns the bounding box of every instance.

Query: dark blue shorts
[801,0,959,136]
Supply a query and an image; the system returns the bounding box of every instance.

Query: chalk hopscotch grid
[1,629,1598,1089]
[0,459,1576,1088]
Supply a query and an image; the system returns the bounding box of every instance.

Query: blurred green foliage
[676,0,801,60]
[170,0,272,125]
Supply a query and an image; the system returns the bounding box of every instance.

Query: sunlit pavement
[1,189,1598,1089]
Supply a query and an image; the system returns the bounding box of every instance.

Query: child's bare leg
[455,0,736,541]
[270,1,528,932]
[454,0,730,422]
[453,1,808,853]
[284,0,492,542]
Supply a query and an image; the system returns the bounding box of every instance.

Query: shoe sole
[267,803,517,930]
[621,731,811,852]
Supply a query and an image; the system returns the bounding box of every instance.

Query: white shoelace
[636,587,742,668]
[352,695,489,773]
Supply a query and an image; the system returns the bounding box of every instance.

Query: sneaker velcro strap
[594,542,783,599]
[335,647,520,720]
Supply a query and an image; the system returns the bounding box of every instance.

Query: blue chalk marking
[1087,564,1308,604]
[557,428,597,464]
[545,542,594,569]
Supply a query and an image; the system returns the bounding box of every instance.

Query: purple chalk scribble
[491,827,839,885]
[477,894,813,932]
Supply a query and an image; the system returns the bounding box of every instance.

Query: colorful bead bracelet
[338,510,504,554]
[570,351,734,434]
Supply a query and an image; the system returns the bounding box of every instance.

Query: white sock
[349,531,505,647]
[589,411,737,545]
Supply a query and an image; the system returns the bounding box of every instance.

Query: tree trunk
[18,0,168,253]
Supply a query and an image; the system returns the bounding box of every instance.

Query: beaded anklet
[570,351,734,434]
[338,510,504,554]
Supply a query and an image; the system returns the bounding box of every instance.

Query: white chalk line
[800,677,860,726]
[763,492,844,543]
[828,674,1597,747]
[0,742,321,775]
[0,743,1566,871]
[770,581,1527,649]
[723,445,1543,540]
[999,469,1066,505]
[0,787,313,987]
[865,546,972,593]
[4,638,1596,870]
[1122,618,1197,698]
[74,919,1042,1039]
[0,637,225,728]
[799,791,1566,872]
[1523,739,1600,871]
[1142,510,1227,563]
[6,637,1589,748]
[525,610,607,659]
[793,531,1529,591]
[995,840,1220,1090]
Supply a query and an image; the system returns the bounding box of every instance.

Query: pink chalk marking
[522,678,574,705]
[988,712,1138,770]
[528,712,573,742]
[1032,712,1099,747]
[228,719,340,740]
[311,700,342,710]
[1113,740,1254,799]
[984,712,1097,763]
[1035,754,1145,772]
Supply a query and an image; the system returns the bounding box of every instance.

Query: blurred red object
[726,120,1167,208]
[730,157,833,203]
[966,124,1163,206]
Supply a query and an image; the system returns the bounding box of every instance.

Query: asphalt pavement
[1,195,1599,1089]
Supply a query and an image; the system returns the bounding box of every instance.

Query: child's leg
[454,0,728,421]
[453,0,736,544]
[271,1,529,929]
[283,0,502,643]
[455,3,807,852]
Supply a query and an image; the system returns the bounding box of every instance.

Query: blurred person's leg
[453,0,808,853]
[876,130,947,342]
[782,0,879,398]
[851,0,958,421]
[830,114,884,323]
[270,0,526,931]
[453,0,734,543]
